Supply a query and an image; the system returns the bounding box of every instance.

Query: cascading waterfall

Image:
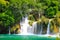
[47,20,50,34]
[20,16,35,35]
[40,25,43,34]
[20,16,29,35]
[27,26,33,33]
[32,22,37,34]
[20,16,55,36]
[20,16,38,35]
[47,19,52,34]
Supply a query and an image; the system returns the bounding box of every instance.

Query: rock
[50,18,60,34]
[10,23,20,34]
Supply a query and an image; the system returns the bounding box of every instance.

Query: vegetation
[56,37,60,40]
[0,0,60,34]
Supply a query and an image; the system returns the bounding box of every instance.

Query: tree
[41,0,59,18]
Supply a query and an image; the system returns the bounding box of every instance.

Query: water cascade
[32,22,37,34]
[9,26,10,35]
[47,20,50,34]
[20,17,29,35]
[20,15,40,35]
[47,19,52,35]
[20,16,35,35]
[20,16,55,36]
[40,24,43,34]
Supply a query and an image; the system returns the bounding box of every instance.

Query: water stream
[47,20,51,34]
[32,22,37,34]
[20,17,29,35]
[20,16,51,35]
[40,24,43,34]
[19,16,56,37]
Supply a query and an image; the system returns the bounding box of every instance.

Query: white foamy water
[19,17,58,37]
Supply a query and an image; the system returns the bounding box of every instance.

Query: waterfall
[9,26,10,35]
[27,26,33,33]
[20,17,29,34]
[32,22,37,34]
[20,16,34,35]
[20,16,43,35]
[20,16,55,35]
[47,19,52,34]
[20,16,38,35]
[40,24,43,34]
[20,16,53,35]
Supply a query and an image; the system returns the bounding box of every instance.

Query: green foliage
[0,0,9,6]
[28,15,35,21]
[0,0,9,13]
[0,0,11,27]
[0,0,60,33]
[45,7,56,18]
[56,11,60,17]
[43,0,59,18]
[0,13,15,27]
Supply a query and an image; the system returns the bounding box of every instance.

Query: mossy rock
[10,23,20,34]
[37,19,41,24]
[50,18,59,34]
[28,15,35,21]
[41,16,49,24]
[28,20,34,26]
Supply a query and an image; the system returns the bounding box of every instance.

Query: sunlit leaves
[0,0,9,6]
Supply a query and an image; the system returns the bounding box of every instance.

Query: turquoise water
[0,34,56,40]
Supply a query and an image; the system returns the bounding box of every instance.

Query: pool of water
[0,34,56,40]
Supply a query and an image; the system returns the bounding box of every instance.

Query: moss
[10,23,20,34]
[37,19,41,24]
[28,20,34,26]
[56,11,60,18]
[29,9,40,21]
[48,36,52,38]
[56,37,60,40]
[41,16,49,24]
[28,15,35,21]
[50,18,60,34]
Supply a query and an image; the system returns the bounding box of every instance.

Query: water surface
[0,34,56,40]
